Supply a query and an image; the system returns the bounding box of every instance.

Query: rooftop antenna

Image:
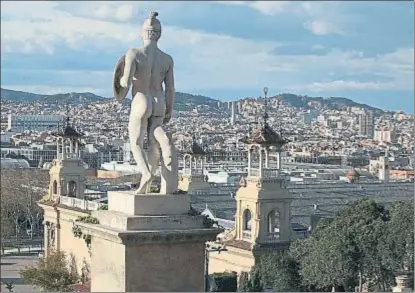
[65,99,70,128]
[263,87,269,126]
[275,93,283,135]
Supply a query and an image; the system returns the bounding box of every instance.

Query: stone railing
[74,198,86,209]
[242,230,252,241]
[267,232,280,241]
[249,168,280,178]
[57,153,78,160]
[263,168,280,178]
[295,230,310,238]
[249,168,260,177]
[183,169,204,176]
[60,196,75,206]
[48,195,104,211]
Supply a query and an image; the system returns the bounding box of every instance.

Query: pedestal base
[108,190,190,216]
[78,191,221,292]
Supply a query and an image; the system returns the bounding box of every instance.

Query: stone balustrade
[267,232,280,241]
[242,230,252,241]
[249,168,280,178]
[57,153,78,160]
[49,194,104,211]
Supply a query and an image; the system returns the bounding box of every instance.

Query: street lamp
[205,242,227,292]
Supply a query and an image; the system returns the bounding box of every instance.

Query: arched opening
[67,181,77,197]
[183,154,192,175]
[267,209,280,240]
[248,145,261,177]
[52,180,58,195]
[242,209,252,240]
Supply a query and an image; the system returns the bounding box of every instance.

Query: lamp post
[205,242,227,292]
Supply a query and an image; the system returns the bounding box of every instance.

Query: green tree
[249,268,263,292]
[210,272,237,292]
[254,250,302,291]
[339,199,391,291]
[238,269,263,292]
[238,271,250,292]
[291,199,392,292]
[382,200,414,288]
[293,222,358,291]
[4,281,15,292]
[20,250,79,292]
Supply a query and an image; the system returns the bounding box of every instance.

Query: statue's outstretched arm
[120,49,137,88]
[164,58,175,122]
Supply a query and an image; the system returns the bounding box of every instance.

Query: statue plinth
[79,190,221,292]
[108,190,189,216]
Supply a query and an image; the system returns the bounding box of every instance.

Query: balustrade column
[200,157,205,174]
[259,149,264,177]
[61,139,66,159]
[75,141,79,157]
[248,148,252,176]
[276,152,281,170]
[56,138,60,155]
[265,147,269,168]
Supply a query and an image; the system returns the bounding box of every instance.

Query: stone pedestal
[78,190,221,292]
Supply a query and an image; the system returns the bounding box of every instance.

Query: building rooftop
[0,158,31,169]
[240,123,287,147]
[190,181,413,228]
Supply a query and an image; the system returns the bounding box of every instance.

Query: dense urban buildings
[7,113,66,133]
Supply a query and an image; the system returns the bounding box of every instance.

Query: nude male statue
[114,12,176,194]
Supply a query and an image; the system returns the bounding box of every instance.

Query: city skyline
[1,1,414,112]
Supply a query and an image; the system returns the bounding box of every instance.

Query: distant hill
[0,88,106,104]
[1,87,385,113]
[274,93,384,113]
[0,88,218,111]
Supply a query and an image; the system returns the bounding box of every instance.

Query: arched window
[67,181,77,197]
[52,180,58,195]
[184,154,192,175]
[267,209,280,240]
[243,209,252,231]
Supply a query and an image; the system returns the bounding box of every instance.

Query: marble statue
[113,12,177,194]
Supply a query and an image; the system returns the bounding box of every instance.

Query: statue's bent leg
[147,116,163,175]
[128,112,152,194]
[154,126,178,194]
[154,126,172,168]
[145,116,163,193]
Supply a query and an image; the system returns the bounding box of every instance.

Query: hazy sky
[1,1,414,112]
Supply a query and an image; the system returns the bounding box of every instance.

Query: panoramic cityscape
[1,1,414,293]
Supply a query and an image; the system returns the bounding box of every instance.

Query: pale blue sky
[1,1,414,112]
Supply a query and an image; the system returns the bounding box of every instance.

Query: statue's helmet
[141,11,161,41]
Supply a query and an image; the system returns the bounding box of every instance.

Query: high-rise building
[358,111,374,138]
[301,113,313,125]
[374,129,396,143]
[230,102,236,125]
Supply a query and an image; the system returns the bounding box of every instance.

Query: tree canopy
[209,272,237,292]
[20,250,79,292]
[245,198,414,292]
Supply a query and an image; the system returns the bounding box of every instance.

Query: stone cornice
[76,222,222,246]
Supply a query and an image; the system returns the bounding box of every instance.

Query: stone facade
[76,190,221,292]
[40,202,91,277]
